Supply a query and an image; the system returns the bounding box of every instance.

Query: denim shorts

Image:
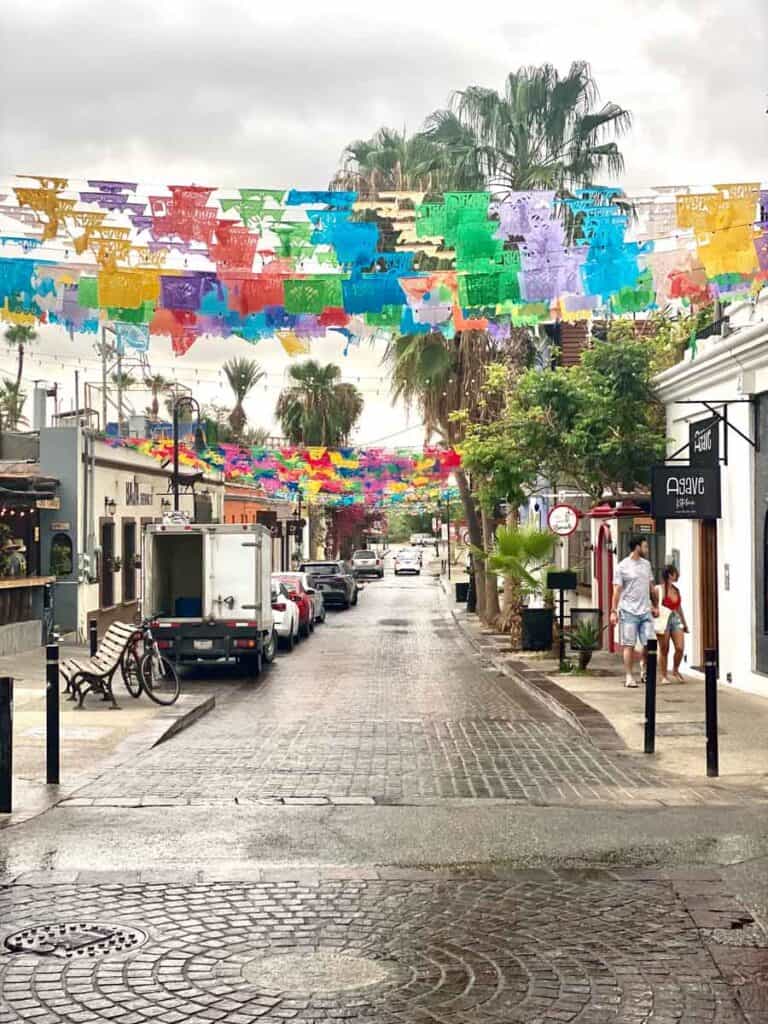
[666,611,684,633]
[619,610,654,647]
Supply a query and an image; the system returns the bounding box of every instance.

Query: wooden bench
[61,621,138,709]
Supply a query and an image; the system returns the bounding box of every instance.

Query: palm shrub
[223,358,265,440]
[486,525,555,650]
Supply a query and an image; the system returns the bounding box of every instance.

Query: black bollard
[704,648,719,777]
[0,677,12,813]
[89,620,98,657]
[46,639,60,786]
[644,637,658,754]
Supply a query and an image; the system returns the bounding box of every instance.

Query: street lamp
[172,396,207,513]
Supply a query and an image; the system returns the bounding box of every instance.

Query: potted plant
[487,525,555,651]
[569,619,602,671]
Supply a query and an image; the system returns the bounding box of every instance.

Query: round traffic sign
[547,503,580,537]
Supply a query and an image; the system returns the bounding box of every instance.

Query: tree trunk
[15,344,24,393]
[455,467,485,619]
[481,507,501,625]
[499,506,521,636]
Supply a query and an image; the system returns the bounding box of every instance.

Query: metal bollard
[46,639,60,786]
[704,648,719,777]
[89,620,98,657]
[644,637,658,754]
[0,677,12,813]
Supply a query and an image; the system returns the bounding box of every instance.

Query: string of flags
[0,176,765,356]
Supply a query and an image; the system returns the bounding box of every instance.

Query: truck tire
[263,629,277,664]
[242,649,263,679]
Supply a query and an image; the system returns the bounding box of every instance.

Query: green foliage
[223,357,265,439]
[275,360,363,446]
[4,324,37,392]
[486,525,555,595]
[569,619,602,651]
[0,379,27,430]
[506,334,667,500]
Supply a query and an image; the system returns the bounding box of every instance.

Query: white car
[271,581,300,651]
[394,549,421,575]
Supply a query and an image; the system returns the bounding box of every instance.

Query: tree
[332,127,457,194]
[4,324,37,393]
[223,357,265,440]
[385,328,533,623]
[505,334,667,502]
[275,360,363,446]
[421,61,631,190]
[144,374,169,419]
[0,379,27,430]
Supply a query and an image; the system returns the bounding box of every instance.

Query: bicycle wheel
[140,650,180,705]
[122,645,144,699]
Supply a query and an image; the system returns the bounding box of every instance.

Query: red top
[662,584,681,611]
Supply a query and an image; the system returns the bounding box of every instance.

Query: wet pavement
[1,574,767,1022]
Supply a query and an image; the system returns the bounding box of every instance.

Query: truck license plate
[194,640,213,651]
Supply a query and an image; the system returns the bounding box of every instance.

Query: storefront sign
[632,516,656,532]
[547,504,580,536]
[689,417,720,467]
[651,466,721,519]
[50,521,71,531]
[35,497,60,510]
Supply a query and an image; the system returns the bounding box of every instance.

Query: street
[2,572,768,1022]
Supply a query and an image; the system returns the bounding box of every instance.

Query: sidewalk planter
[454,581,469,603]
[521,607,554,651]
[569,609,602,670]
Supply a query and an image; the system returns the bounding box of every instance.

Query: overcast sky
[0,0,766,441]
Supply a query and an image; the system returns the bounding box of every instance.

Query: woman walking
[656,565,689,682]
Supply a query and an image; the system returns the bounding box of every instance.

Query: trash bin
[455,581,470,603]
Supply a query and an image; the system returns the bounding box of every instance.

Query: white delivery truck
[141,522,275,675]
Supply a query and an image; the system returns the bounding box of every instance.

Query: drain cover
[242,951,399,994]
[4,923,147,959]
[378,619,410,626]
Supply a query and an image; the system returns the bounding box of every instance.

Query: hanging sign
[689,417,720,467]
[651,465,722,519]
[547,503,580,536]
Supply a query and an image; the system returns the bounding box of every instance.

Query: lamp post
[172,396,206,513]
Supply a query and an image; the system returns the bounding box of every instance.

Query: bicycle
[122,617,181,706]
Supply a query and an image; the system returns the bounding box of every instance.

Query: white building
[655,294,768,696]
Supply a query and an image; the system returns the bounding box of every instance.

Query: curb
[0,691,216,829]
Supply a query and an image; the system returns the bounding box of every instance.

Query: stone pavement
[1,869,764,1023]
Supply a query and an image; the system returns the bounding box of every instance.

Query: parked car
[279,571,326,623]
[299,560,358,609]
[271,581,300,651]
[394,549,421,575]
[273,573,314,638]
[351,549,384,579]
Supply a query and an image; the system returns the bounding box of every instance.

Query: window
[122,519,137,602]
[50,533,73,577]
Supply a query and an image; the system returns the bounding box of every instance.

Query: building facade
[655,298,768,696]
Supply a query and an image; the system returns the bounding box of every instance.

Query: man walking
[610,536,659,688]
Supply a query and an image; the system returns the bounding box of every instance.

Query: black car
[299,560,358,609]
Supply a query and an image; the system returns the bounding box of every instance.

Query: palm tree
[421,61,631,190]
[275,360,363,446]
[144,374,169,419]
[0,379,27,430]
[223,357,265,440]
[333,127,457,194]
[487,525,555,650]
[4,325,37,393]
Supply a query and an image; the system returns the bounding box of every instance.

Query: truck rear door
[204,530,262,624]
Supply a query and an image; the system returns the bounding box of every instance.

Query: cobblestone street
[2,576,767,1022]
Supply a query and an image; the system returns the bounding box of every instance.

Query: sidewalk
[445,588,768,794]
[1,642,216,827]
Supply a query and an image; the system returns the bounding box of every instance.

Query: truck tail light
[234,638,257,649]
[272,601,286,612]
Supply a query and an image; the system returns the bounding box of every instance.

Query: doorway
[100,520,115,609]
[596,524,615,652]
[697,519,719,668]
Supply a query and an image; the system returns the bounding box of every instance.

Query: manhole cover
[242,951,399,994]
[4,923,147,959]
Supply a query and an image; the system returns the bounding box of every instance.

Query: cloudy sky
[0,0,766,441]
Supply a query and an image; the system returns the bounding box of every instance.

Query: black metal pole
[558,588,566,668]
[644,637,658,754]
[705,647,719,777]
[89,619,98,657]
[46,639,60,785]
[0,677,12,814]
[447,496,451,581]
[172,400,180,512]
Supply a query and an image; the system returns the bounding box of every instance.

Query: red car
[274,574,314,639]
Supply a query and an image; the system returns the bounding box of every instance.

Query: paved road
[1,573,767,1022]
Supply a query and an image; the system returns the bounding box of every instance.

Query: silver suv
[351,549,384,579]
